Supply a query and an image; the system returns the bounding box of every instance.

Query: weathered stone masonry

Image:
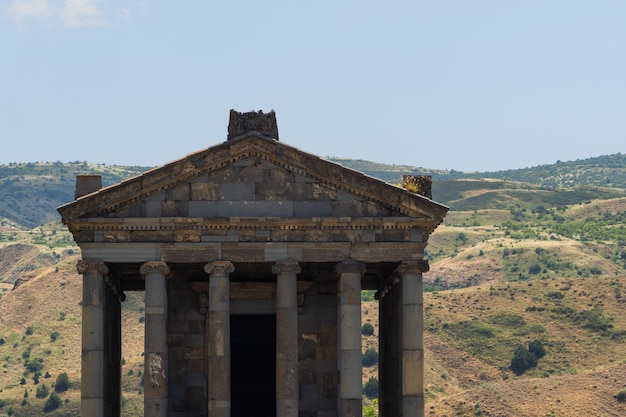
[60,110,448,417]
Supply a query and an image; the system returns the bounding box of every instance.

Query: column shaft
[205,261,234,417]
[337,260,365,417]
[398,261,428,417]
[273,260,301,417]
[141,261,170,417]
[78,260,108,417]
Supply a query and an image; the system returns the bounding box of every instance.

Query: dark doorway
[231,315,276,417]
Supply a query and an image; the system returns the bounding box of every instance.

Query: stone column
[336,260,365,417]
[272,260,301,417]
[77,260,108,417]
[397,260,429,417]
[140,261,170,417]
[204,261,235,417]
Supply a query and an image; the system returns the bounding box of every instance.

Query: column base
[403,395,425,417]
[340,398,362,417]
[145,399,168,417]
[209,400,231,417]
[277,398,298,417]
[81,398,103,417]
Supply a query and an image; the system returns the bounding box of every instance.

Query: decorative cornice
[140,261,171,277]
[63,217,437,240]
[272,260,302,275]
[335,260,366,275]
[204,260,235,276]
[76,260,109,275]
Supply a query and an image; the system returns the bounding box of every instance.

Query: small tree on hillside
[35,384,49,398]
[362,348,379,367]
[363,377,379,399]
[528,339,546,359]
[55,372,70,393]
[510,344,537,374]
[43,392,61,412]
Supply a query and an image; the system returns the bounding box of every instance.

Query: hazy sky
[1,1,624,172]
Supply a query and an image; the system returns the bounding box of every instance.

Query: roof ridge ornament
[227,109,279,141]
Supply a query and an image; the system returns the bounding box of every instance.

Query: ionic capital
[272,260,301,275]
[76,260,109,276]
[397,260,429,275]
[335,260,366,275]
[140,261,170,277]
[204,260,235,276]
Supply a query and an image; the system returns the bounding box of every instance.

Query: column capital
[204,260,235,276]
[77,260,108,275]
[140,261,170,277]
[397,260,429,275]
[335,260,366,275]
[272,260,301,275]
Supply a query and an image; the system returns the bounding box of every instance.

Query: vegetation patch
[491,313,526,328]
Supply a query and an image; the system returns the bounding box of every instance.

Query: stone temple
[58,110,448,417]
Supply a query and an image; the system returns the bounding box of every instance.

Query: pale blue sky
[1,1,624,172]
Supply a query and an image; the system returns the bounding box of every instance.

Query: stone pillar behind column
[397,260,428,417]
[77,260,108,417]
[141,261,170,417]
[336,260,365,417]
[272,260,301,417]
[204,261,234,417]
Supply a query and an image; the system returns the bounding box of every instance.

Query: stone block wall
[114,156,394,222]
[298,283,339,417]
[167,280,207,417]
[163,269,342,417]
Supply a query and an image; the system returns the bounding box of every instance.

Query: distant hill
[0,162,149,228]
[330,152,626,189]
[1,153,624,229]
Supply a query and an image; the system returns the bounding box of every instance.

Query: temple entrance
[231,314,277,417]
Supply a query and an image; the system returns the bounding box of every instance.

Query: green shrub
[492,313,526,328]
[361,323,374,336]
[50,331,60,342]
[363,377,379,399]
[361,290,376,302]
[528,339,546,359]
[25,359,43,374]
[55,372,70,393]
[446,320,495,339]
[362,348,379,367]
[617,389,626,403]
[573,309,613,332]
[363,399,378,417]
[43,392,62,412]
[528,264,542,275]
[547,291,565,300]
[22,347,31,360]
[510,344,537,374]
[36,383,49,398]
[25,326,34,336]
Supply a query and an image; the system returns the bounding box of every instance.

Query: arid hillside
[1,155,626,416]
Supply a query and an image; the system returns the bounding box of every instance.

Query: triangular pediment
[58,135,448,230]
